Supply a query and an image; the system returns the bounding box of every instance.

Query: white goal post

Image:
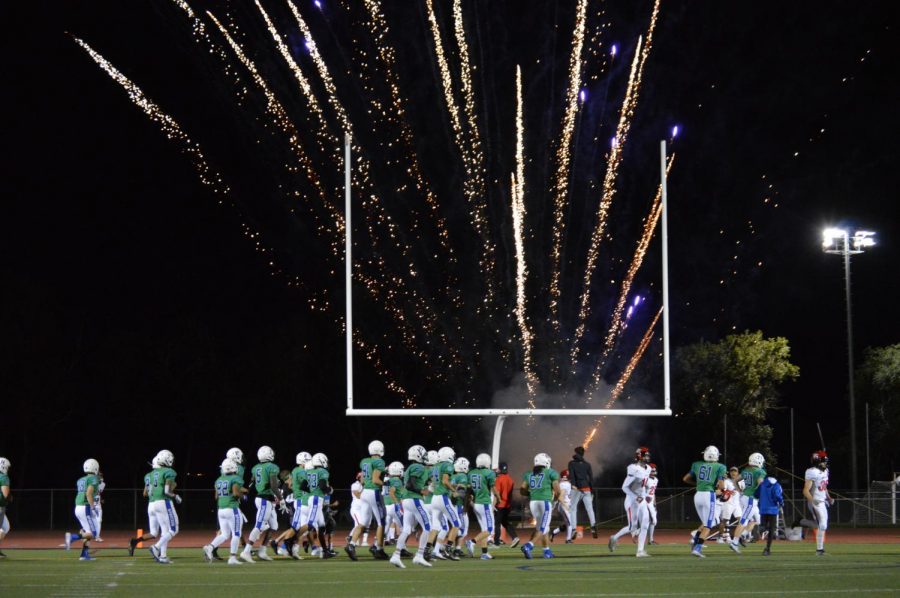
[342,134,673,423]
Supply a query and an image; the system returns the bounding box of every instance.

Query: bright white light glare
[853,231,876,247]
[822,227,846,245]
[611,44,618,57]
[671,125,679,138]
[579,89,586,103]
[633,295,641,306]
[611,136,618,148]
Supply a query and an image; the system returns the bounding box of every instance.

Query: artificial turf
[1,542,898,597]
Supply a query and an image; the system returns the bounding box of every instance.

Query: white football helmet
[221,458,238,475]
[454,457,470,473]
[408,445,426,463]
[534,453,552,468]
[368,440,385,457]
[151,455,161,468]
[156,450,174,467]
[425,450,439,466]
[0,457,10,474]
[748,452,765,468]
[438,447,455,463]
[475,453,491,469]
[226,447,243,464]
[311,453,328,469]
[703,445,720,463]
[257,446,275,463]
[388,461,405,476]
[296,451,312,466]
[83,458,100,475]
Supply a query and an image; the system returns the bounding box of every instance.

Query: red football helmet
[648,463,658,475]
[811,450,829,467]
[635,446,651,463]
[561,469,569,479]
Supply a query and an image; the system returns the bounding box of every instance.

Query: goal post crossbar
[345,408,672,417]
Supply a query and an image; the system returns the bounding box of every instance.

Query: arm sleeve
[621,476,637,498]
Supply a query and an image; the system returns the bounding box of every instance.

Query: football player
[551,469,572,543]
[203,458,246,565]
[683,445,726,557]
[729,452,766,553]
[451,457,472,558]
[210,447,249,560]
[272,451,311,559]
[347,440,388,561]
[128,455,161,556]
[718,466,744,544]
[646,463,659,545]
[468,453,499,560]
[294,453,333,558]
[384,462,405,547]
[240,446,283,562]
[803,450,832,555]
[92,471,105,542]
[0,457,11,558]
[423,450,449,559]
[64,459,101,561]
[390,445,432,568]
[609,447,652,557]
[428,447,462,561]
[144,450,179,564]
[519,452,560,560]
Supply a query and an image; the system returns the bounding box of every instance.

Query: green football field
[1,543,898,597]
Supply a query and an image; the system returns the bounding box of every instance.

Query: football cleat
[521,544,533,560]
[211,547,223,561]
[729,541,741,554]
[431,549,447,560]
[239,548,255,563]
[79,555,96,561]
[608,535,618,552]
[157,556,172,564]
[344,544,358,561]
[691,546,705,558]
[227,556,242,565]
[480,553,493,560]
[816,549,826,556]
[542,549,554,559]
[64,533,72,550]
[762,548,771,556]
[128,538,138,557]
[509,537,520,548]
[592,526,599,539]
[389,554,405,568]
[202,545,213,562]
[466,539,475,558]
[290,544,302,560]
[636,550,651,558]
[149,545,161,563]
[413,554,432,567]
[399,548,413,558]
[257,547,273,561]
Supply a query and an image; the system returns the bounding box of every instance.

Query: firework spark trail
[548,0,588,328]
[512,66,537,403]
[426,0,497,309]
[571,0,661,375]
[582,305,663,448]
[589,155,674,382]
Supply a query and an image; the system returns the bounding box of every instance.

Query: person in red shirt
[492,463,520,547]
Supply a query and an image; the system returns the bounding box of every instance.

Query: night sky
[3,1,898,490]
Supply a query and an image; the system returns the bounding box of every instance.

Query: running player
[519,452,560,560]
[390,445,432,568]
[803,450,832,556]
[0,457,10,558]
[429,447,461,561]
[210,447,248,561]
[468,453,498,560]
[718,466,743,543]
[384,462,405,547]
[145,450,179,564]
[609,446,651,557]
[203,458,246,565]
[451,457,472,558]
[241,446,282,562]
[646,463,659,545]
[347,440,388,561]
[551,469,572,543]
[729,452,766,553]
[683,445,726,558]
[64,459,101,561]
[294,453,332,558]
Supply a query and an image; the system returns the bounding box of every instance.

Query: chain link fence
[4,485,896,531]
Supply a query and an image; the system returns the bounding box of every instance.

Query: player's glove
[173,494,182,505]
[278,501,291,515]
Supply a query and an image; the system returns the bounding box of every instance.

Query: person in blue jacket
[756,475,784,556]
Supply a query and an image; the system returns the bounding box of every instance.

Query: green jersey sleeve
[0,473,10,507]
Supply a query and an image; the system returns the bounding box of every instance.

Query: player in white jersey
[803,450,832,555]
[717,467,743,542]
[551,470,573,542]
[646,464,659,545]
[349,472,365,533]
[608,447,652,557]
[93,471,105,541]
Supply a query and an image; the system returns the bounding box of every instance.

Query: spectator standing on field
[757,475,784,556]
[567,446,598,538]
[492,463,519,547]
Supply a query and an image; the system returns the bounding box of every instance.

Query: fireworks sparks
[548,0,588,327]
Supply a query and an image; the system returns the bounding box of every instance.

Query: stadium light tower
[822,227,876,494]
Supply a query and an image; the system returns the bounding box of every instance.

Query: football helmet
[425,450,439,466]
[156,450,174,467]
[257,446,275,463]
[649,463,658,476]
[226,447,243,464]
[83,458,100,475]
[368,440,385,457]
[454,457,470,473]
[475,453,491,469]
[635,446,651,462]
[0,457,10,474]
[702,445,720,463]
[388,461,405,476]
[560,469,569,479]
[296,451,312,465]
[438,447,456,463]
[408,445,426,463]
[221,458,238,475]
[311,453,328,469]
[811,450,829,468]
[748,452,765,468]
[534,452,552,468]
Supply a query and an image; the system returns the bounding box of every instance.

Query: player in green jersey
[203,458,247,565]
[729,452,767,553]
[450,457,474,558]
[347,440,388,561]
[64,458,101,561]
[128,455,165,557]
[272,451,311,559]
[683,445,727,557]
[427,446,462,561]
[383,462,405,546]
[519,452,560,559]
[207,447,249,561]
[241,445,283,562]
[389,445,432,568]
[293,453,333,558]
[468,453,499,560]
[0,457,11,558]
[145,449,180,564]
[421,449,445,556]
